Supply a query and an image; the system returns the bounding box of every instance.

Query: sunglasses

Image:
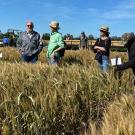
[27,25,33,27]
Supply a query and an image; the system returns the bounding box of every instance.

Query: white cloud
[102,0,135,19]
[118,0,135,9]
[84,0,135,20]
[0,1,11,6]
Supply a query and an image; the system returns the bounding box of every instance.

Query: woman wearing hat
[93,26,111,72]
[47,21,65,65]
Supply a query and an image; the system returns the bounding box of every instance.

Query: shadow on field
[63,57,83,65]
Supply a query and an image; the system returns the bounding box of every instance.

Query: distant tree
[70,35,73,40]
[64,34,73,40]
[0,30,2,35]
[0,31,3,39]
[88,34,94,40]
[63,35,67,40]
[111,36,121,41]
[42,33,50,40]
[74,37,80,40]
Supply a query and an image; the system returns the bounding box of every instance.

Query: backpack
[59,41,66,57]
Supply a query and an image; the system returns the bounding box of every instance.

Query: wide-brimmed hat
[49,21,60,29]
[100,26,109,33]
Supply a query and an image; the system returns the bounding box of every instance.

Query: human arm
[116,43,135,70]
[103,37,111,52]
[37,34,43,54]
[95,38,111,52]
[16,34,22,53]
[92,38,101,53]
[51,35,65,56]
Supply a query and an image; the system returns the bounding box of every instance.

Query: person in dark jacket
[17,21,43,63]
[93,26,111,72]
[115,32,135,85]
[79,32,88,50]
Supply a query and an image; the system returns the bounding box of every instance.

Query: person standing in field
[2,36,10,46]
[17,21,43,63]
[115,32,135,86]
[93,26,111,72]
[79,32,88,50]
[47,21,65,65]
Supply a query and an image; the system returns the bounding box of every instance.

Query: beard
[27,28,33,33]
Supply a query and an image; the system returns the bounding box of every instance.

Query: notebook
[111,57,122,66]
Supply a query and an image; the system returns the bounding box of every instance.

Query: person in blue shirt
[2,37,10,46]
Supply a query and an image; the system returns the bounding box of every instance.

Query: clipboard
[111,57,122,66]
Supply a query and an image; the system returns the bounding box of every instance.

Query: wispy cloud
[118,0,135,9]
[29,1,78,21]
[84,0,135,20]
[102,0,135,20]
[0,1,11,6]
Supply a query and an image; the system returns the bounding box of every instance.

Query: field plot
[0,47,134,135]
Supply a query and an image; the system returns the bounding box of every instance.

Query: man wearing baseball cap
[47,21,65,65]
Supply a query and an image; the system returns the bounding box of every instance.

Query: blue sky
[0,0,135,37]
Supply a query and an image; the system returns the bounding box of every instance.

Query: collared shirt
[27,31,34,39]
[47,32,64,58]
[17,31,43,56]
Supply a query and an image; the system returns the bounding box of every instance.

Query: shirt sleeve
[57,35,65,48]
[104,38,111,52]
[92,38,99,53]
[117,49,135,70]
[16,33,22,50]
[37,34,43,53]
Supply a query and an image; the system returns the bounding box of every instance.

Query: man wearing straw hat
[47,21,65,65]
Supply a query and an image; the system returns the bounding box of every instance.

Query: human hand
[39,39,43,45]
[51,51,57,58]
[114,66,122,79]
[94,46,105,52]
[19,49,22,54]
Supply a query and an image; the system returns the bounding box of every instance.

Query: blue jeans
[48,54,60,65]
[21,54,38,63]
[97,55,109,72]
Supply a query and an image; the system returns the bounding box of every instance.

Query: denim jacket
[17,31,43,56]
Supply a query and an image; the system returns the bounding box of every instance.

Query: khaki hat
[49,21,60,29]
[100,26,109,33]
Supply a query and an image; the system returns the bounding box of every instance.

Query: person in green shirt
[47,21,65,65]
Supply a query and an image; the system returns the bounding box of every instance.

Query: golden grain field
[0,47,134,135]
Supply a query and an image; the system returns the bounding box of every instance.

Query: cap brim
[49,25,60,29]
[100,29,110,34]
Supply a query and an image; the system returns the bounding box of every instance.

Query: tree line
[42,33,121,41]
[0,31,121,41]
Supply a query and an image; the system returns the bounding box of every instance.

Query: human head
[121,32,134,46]
[49,21,60,32]
[130,32,134,37]
[81,32,85,37]
[26,21,34,32]
[100,26,110,37]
